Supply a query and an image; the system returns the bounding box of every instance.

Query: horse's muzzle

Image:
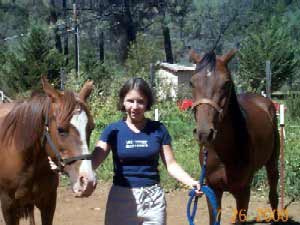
[194,128,217,145]
[73,176,97,197]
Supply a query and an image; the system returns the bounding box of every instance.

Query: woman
[91,77,201,225]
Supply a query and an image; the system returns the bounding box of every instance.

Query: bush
[285,94,300,120]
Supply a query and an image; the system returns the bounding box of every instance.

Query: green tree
[1,25,63,95]
[237,16,299,93]
[125,33,164,81]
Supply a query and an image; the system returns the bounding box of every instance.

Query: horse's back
[0,103,17,135]
[237,93,278,169]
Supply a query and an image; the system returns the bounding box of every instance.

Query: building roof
[159,62,195,73]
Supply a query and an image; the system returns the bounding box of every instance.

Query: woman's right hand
[191,180,203,197]
[48,157,59,171]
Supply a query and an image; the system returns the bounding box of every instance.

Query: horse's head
[189,48,236,146]
[41,77,96,197]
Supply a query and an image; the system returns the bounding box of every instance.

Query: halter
[42,101,92,172]
[192,98,223,114]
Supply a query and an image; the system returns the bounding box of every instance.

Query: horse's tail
[269,101,280,160]
[274,118,280,160]
[271,104,280,160]
[17,204,34,221]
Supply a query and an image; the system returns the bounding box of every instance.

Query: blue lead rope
[186,149,220,225]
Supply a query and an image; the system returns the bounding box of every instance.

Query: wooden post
[266,60,271,99]
[60,67,65,91]
[149,63,155,88]
[279,104,285,210]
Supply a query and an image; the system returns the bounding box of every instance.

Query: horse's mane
[0,90,78,152]
[0,95,49,151]
[56,91,78,130]
[195,51,216,73]
[228,80,250,163]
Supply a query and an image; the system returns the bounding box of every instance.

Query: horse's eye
[57,127,68,136]
[189,81,194,88]
[73,107,82,115]
[223,81,231,90]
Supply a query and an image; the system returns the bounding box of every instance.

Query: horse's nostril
[79,176,85,186]
[207,129,215,142]
[193,128,200,141]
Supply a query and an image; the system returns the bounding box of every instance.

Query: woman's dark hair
[118,77,154,111]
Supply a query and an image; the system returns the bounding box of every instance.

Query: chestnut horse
[0,77,97,225]
[189,49,279,224]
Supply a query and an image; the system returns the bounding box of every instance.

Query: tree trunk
[118,0,137,62]
[63,0,68,66]
[162,24,173,63]
[99,31,104,63]
[50,0,62,53]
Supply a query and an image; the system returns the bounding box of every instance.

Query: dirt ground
[1,182,299,225]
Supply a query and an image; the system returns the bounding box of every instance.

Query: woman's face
[123,89,148,123]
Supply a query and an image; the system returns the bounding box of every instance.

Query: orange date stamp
[216,208,288,223]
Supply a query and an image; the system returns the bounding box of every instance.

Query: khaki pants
[105,184,166,225]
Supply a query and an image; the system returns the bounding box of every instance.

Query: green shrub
[285,94,300,120]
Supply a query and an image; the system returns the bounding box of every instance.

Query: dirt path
[1,183,299,225]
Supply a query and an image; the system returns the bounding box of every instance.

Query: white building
[156,62,196,99]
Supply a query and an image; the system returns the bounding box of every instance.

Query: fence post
[279,104,285,210]
[0,90,3,103]
[60,67,65,91]
[266,60,272,99]
[154,108,159,121]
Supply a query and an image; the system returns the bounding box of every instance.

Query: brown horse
[189,49,279,224]
[0,77,97,225]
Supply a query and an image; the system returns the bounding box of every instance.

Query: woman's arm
[91,140,111,170]
[160,145,200,189]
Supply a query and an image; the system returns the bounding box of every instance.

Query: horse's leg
[232,186,250,224]
[0,195,19,225]
[266,157,279,220]
[36,189,57,225]
[207,189,223,225]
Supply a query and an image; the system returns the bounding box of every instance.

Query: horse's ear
[220,49,237,64]
[41,76,61,101]
[188,48,203,64]
[79,80,94,102]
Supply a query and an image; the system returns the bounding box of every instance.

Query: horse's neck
[215,90,250,165]
[5,98,47,151]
